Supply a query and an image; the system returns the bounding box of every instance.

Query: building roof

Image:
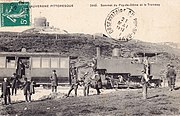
[0,52,68,57]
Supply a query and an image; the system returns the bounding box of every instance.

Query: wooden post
[127,76,130,89]
[142,83,147,99]
[163,76,165,87]
[142,70,148,99]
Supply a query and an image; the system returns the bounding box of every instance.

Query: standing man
[22,78,32,102]
[50,70,58,92]
[17,60,25,78]
[67,67,79,97]
[11,73,18,96]
[1,78,11,105]
[20,61,25,77]
[166,64,176,91]
[141,70,149,99]
[92,71,102,95]
[30,80,35,95]
[83,67,94,96]
[83,71,91,96]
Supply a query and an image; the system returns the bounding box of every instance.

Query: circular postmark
[105,8,137,41]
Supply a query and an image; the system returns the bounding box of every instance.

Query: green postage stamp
[0,2,30,27]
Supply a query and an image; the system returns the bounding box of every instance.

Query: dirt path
[1,86,118,103]
[1,86,180,116]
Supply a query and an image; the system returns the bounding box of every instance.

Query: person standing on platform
[17,60,25,78]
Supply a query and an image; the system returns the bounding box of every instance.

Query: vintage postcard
[0,0,180,116]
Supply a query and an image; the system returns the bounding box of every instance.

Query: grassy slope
[0,32,180,73]
[0,32,179,56]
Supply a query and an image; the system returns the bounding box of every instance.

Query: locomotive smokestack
[96,46,101,58]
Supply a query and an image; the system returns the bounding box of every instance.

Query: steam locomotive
[95,47,165,88]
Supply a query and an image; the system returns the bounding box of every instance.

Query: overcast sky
[0,0,179,43]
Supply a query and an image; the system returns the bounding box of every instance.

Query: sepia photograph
[0,0,180,115]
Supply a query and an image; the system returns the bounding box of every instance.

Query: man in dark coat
[22,78,33,102]
[10,73,18,96]
[166,64,176,91]
[50,70,58,92]
[92,71,102,95]
[83,68,93,96]
[17,60,25,78]
[67,67,79,97]
[1,78,11,105]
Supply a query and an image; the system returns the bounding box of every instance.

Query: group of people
[50,66,102,98]
[1,70,58,105]
[1,73,35,105]
[66,68,102,97]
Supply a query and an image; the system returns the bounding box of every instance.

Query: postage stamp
[105,8,137,41]
[0,1,30,27]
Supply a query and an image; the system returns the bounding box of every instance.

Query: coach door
[16,57,31,79]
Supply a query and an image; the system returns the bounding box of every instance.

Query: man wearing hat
[66,67,79,97]
[50,70,58,92]
[91,71,102,95]
[22,77,32,102]
[83,68,93,96]
[1,78,11,105]
[166,64,176,91]
[10,73,18,96]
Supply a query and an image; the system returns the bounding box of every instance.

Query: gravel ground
[0,84,180,116]
[0,86,113,103]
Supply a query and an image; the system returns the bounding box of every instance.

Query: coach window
[0,57,6,68]
[6,57,15,68]
[51,58,59,68]
[42,57,50,68]
[32,57,41,68]
[60,58,68,68]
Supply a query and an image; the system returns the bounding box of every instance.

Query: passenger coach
[0,50,71,85]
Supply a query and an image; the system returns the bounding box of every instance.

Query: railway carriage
[0,51,71,85]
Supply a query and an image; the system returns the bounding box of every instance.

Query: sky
[0,0,180,43]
